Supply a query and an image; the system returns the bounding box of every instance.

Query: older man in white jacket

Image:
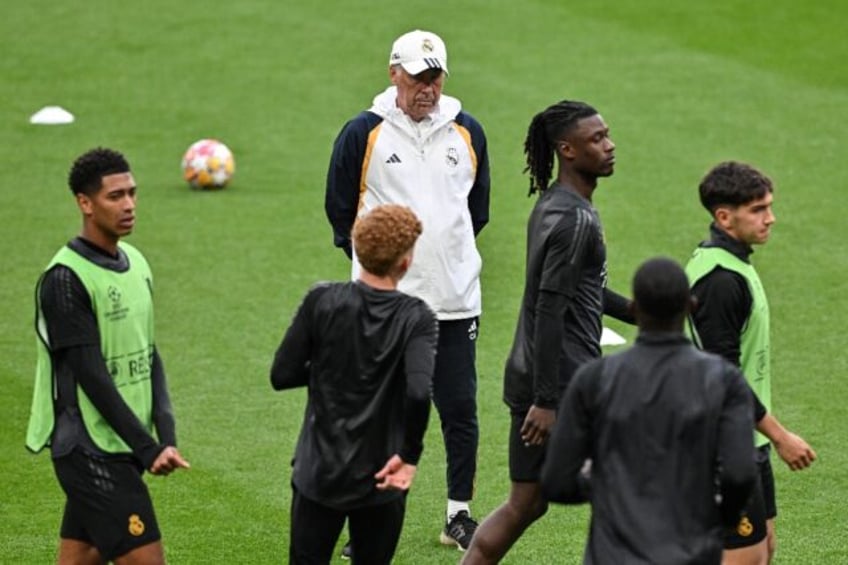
[325,28,490,555]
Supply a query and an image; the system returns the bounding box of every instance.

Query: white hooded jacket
[325,86,490,320]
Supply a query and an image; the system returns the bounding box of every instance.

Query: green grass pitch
[1,1,846,563]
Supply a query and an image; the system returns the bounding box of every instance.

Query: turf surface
[1,1,845,562]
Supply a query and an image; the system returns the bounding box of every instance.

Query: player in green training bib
[685,161,816,565]
[26,148,190,565]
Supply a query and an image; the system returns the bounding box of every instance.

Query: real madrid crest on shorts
[736,515,753,537]
[128,513,146,536]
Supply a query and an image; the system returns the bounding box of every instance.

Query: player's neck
[358,271,398,291]
[559,170,597,201]
[79,227,120,256]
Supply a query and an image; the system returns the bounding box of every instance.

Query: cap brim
[400,59,449,76]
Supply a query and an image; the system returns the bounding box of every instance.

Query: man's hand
[756,413,817,471]
[521,405,556,446]
[774,431,817,471]
[149,446,191,476]
[375,455,417,491]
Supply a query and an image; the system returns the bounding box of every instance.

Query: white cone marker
[601,326,627,346]
[30,106,75,125]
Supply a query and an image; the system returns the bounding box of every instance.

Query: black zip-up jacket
[542,332,756,564]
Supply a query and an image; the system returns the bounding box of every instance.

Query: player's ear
[557,138,580,161]
[713,206,733,229]
[76,192,93,216]
[401,252,413,272]
[395,250,414,278]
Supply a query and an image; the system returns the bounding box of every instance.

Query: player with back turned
[541,256,757,564]
[271,204,438,565]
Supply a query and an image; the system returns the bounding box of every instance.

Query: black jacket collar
[700,223,752,263]
[635,331,691,347]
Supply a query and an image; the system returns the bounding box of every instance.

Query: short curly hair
[353,204,423,276]
[68,147,130,196]
[699,161,773,213]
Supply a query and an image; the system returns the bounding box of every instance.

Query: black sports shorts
[725,446,774,549]
[508,411,547,482]
[757,446,777,519]
[53,448,161,560]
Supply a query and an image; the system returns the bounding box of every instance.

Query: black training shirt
[504,185,620,411]
[271,280,437,510]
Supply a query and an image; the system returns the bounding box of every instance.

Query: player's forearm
[64,345,164,468]
[400,384,431,465]
[532,290,566,408]
[150,348,177,446]
[401,332,436,464]
[755,412,786,443]
[270,348,310,390]
[602,287,634,324]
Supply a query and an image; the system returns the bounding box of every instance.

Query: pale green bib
[27,242,155,454]
[686,246,771,447]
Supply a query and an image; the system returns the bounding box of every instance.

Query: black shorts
[508,411,546,482]
[724,446,774,549]
[758,446,777,519]
[53,448,161,561]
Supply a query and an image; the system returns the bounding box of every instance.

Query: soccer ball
[181,139,235,189]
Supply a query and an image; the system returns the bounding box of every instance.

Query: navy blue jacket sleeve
[324,112,383,258]
[457,112,490,236]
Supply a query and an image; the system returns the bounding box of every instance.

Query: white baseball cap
[389,30,449,76]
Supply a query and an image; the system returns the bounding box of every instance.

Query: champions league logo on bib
[108,286,121,303]
[105,285,130,322]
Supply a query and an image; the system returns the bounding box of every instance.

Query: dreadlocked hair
[523,100,598,195]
